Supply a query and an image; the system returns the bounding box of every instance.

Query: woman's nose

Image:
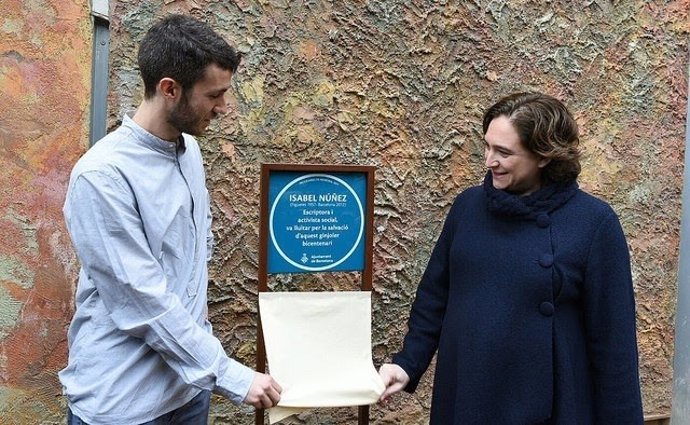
[485,151,498,168]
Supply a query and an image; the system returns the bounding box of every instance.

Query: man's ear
[159,78,181,100]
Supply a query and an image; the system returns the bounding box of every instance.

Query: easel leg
[358,405,369,425]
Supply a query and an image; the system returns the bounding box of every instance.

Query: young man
[60,14,281,424]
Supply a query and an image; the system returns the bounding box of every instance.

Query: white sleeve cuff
[214,359,255,405]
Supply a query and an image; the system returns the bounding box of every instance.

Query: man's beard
[167,95,208,136]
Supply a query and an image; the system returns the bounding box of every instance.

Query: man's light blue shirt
[59,115,254,424]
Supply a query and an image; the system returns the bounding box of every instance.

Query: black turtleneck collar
[482,171,579,220]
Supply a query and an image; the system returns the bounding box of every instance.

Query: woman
[378,92,643,424]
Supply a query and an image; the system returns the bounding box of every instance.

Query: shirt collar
[122,113,187,156]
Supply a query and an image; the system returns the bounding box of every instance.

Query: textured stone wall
[1,0,685,423]
[0,0,91,423]
[107,1,688,423]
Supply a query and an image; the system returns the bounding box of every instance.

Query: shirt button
[539,253,554,268]
[536,213,551,228]
[539,301,554,316]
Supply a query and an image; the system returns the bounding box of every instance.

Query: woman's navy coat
[393,175,643,424]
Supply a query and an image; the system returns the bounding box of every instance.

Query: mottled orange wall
[0,0,91,422]
[105,1,688,423]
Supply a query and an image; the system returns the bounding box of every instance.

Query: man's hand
[378,363,410,404]
[243,372,282,409]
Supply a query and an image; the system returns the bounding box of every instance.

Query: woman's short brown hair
[482,92,581,183]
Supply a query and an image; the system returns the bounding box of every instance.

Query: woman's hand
[378,363,410,404]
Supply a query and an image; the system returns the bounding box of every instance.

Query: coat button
[536,213,551,228]
[539,301,554,316]
[539,253,554,268]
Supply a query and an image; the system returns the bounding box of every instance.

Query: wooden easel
[255,163,376,425]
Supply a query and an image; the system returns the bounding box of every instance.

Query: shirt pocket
[159,208,196,292]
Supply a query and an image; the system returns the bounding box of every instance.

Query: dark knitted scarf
[482,171,579,220]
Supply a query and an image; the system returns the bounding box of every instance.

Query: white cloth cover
[258,291,385,423]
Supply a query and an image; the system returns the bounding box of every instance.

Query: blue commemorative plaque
[268,172,367,273]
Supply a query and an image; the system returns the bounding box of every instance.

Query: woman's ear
[538,157,552,168]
